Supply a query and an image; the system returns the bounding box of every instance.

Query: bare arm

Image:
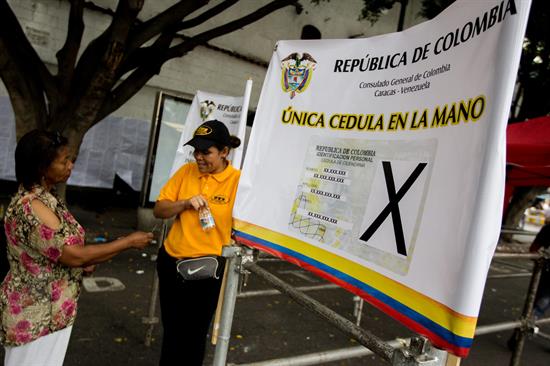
[59,231,153,267]
[153,196,208,219]
[153,199,188,219]
[31,199,61,229]
[31,199,153,268]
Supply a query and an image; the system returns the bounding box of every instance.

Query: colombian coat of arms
[199,100,216,121]
[281,53,317,99]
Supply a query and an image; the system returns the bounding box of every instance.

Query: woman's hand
[60,231,154,268]
[125,231,154,249]
[153,195,208,218]
[186,195,208,211]
[83,265,96,276]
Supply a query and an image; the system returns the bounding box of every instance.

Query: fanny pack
[176,256,224,281]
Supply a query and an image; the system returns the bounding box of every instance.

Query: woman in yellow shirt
[154,120,241,366]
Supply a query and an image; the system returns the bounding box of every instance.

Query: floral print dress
[1,186,84,346]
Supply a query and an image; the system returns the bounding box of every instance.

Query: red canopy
[504,116,550,213]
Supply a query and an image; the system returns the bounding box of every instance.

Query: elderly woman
[154,120,241,366]
[1,130,153,366]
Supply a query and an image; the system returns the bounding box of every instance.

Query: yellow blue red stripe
[234,219,477,357]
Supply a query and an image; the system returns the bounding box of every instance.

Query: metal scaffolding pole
[237,283,339,298]
[210,246,462,366]
[535,331,550,342]
[475,321,523,336]
[475,316,550,336]
[244,262,395,362]
[229,339,409,366]
[142,221,168,347]
[487,273,531,279]
[136,220,548,364]
[493,253,540,259]
[215,247,548,366]
[213,246,245,366]
[243,262,454,366]
[500,229,537,236]
[509,256,545,366]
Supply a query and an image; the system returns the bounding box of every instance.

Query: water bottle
[199,206,215,231]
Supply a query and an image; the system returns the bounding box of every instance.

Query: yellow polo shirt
[157,162,241,258]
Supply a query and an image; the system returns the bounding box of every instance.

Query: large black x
[359,161,427,256]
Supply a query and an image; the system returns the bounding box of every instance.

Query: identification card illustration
[289,135,437,275]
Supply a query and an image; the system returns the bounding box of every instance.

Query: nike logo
[187,265,205,275]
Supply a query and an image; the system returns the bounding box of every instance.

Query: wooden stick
[446,354,461,366]
[211,265,229,345]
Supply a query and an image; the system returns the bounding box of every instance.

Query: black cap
[184,120,231,150]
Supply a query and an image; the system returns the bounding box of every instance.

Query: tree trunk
[3,0,299,154]
[503,187,547,227]
[501,186,547,241]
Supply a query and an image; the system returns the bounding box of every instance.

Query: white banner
[233,0,530,356]
[170,90,245,175]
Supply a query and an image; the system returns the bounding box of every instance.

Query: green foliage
[311,0,455,24]
[357,0,455,24]
[513,0,549,120]
[359,0,402,23]
[311,0,401,24]
[418,0,455,19]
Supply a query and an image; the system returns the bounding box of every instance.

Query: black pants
[156,246,224,366]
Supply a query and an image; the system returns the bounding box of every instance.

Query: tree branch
[56,0,85,91]
[96,0,298,121]
[117,31,175,78]
[0,0,59,119]
[72,0,142,97]
[95,60,162,124]
[0,37,47,136]
[127,0,207,53]
[164,0,298,61]
[175,0,239,31]
[56,0,144,132]
[0,38,47,140]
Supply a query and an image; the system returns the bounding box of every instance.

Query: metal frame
[502,251,549,366]
[142,225,549,366]
[212,247,550,366]
[142,220,169,346]
[213,246,452,366]
[475,250,550,366]
[228,339,409,366]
